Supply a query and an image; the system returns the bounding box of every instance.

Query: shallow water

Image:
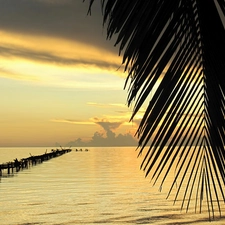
[0,147,225,224]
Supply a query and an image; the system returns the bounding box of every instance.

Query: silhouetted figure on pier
[21,159,28,169]
[14,158,20,172]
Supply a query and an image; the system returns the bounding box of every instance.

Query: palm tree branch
[85,0,225,217]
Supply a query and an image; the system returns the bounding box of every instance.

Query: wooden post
[11,163,14,174]
[7,163,10,174]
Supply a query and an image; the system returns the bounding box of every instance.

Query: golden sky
[0,0,143,147]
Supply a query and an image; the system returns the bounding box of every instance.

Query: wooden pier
[0,148,72,176]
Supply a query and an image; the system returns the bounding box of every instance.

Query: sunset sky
[0,0,144,147]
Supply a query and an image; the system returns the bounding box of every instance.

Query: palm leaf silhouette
[86,0,225,219]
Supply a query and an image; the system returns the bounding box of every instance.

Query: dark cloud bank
[67,131,137,147]
[0,0,117,54]
[66,121,137,147]
[0,45,120,70]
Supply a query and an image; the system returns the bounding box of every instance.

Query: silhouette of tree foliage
[85,0,225,219]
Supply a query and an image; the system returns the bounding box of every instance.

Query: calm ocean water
[0,147,225,225]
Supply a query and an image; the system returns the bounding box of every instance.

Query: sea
[0,147,225,225]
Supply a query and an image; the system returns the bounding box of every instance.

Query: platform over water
[0,148,72,176]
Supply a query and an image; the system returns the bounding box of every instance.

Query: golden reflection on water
[0,147,225,224]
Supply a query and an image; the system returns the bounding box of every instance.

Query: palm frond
[86,0,225,218]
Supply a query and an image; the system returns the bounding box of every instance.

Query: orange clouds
[0,30,124,80]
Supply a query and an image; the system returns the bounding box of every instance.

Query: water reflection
[0,147,225,224]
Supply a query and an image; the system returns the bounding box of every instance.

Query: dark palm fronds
[85,0,225,219]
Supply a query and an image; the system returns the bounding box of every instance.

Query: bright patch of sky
[0,0,144,147]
